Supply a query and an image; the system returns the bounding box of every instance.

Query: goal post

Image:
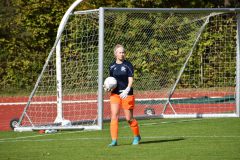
[15,7,240,132]
[236,13,240,118]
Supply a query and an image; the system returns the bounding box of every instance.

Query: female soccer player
[105,44,141,147]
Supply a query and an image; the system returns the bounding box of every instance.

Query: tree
[0,0,239,95]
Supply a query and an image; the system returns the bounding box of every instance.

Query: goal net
[103,9,239,119]
[15,7,240,131]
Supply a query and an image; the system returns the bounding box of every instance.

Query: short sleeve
[109,63,114,77]
[127,62,134,77]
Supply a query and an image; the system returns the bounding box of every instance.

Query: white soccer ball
[61,119,71,126]
[104,77,117,90]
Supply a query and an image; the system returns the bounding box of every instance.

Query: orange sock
[110,119,118,140]
[128,119,140,136]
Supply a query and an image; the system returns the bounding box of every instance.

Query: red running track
[0,92,236,131]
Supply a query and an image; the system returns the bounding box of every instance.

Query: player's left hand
[119,87,130,99]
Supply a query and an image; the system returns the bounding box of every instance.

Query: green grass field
[0,118,239,160]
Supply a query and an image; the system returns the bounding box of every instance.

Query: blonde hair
[114,44,125,54]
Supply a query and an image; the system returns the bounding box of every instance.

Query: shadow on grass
[140,138,185,144]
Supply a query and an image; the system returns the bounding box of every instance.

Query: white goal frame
[15,1,240,132]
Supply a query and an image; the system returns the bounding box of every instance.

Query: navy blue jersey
[109,60,134,95]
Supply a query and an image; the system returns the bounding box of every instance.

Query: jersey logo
[110,65,116,70]
[121,66,126,72]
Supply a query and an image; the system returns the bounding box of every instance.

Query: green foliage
[102,11,237,91]
[0,0,75,94]
[180,14,237,88]
[0,0,239,95]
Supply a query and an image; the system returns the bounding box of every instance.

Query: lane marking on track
[0,96,225,106]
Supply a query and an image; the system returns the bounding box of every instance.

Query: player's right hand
[103,85,112,92]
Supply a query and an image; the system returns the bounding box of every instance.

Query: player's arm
[127,62,134,88]
[119,76,132,99]
[120,63,134,99]
[128,77,133,88]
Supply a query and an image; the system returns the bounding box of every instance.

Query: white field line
[0,129,86,142]
[0,118,235,143]
[0,119,202,142]
[0,135,239,143]
[0,119,236,143]
[138,119,203,126]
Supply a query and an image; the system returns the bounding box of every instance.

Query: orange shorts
[110,94,135,110]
